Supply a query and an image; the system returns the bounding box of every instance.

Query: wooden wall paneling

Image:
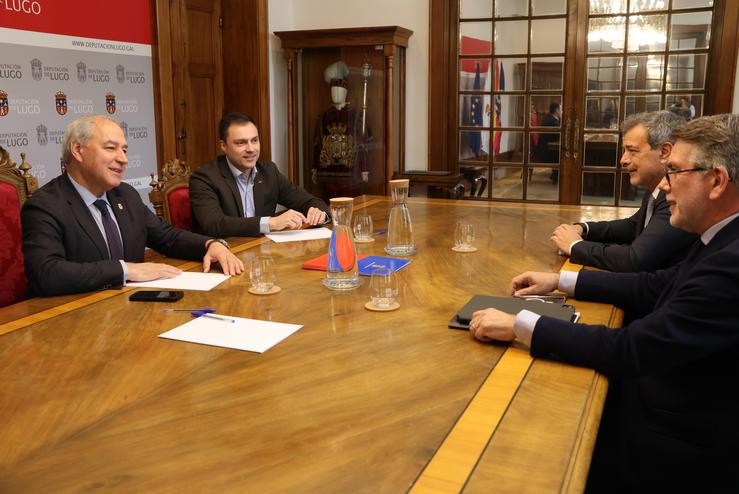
[398,48,406,172]
[560,0,587,205]
[284,49,298,183]
[168,0,188,163]
[152,0,177,166]
[222,0,272,160]
[182,0,224,170]
[427,0,453,172]
[384,45,395,195]
[705,0,739,114]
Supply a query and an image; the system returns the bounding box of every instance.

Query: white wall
[268,0,429,174]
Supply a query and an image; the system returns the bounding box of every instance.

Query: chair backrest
[149,158,192,230]
[0,147,38,307]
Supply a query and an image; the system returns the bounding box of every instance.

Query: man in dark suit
[22,115,243,297]
[536,102,561,161]
[190,112,330,237]
[469,114,739,491]
[551,111,696,272]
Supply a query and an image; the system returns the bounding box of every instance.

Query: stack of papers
[127,272,230,291]
[266,227,332,243]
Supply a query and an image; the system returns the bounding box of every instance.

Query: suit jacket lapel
[60,173,109,259]
[218,156,245,217]
[635,190,652,235]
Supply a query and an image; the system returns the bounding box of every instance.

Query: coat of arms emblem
[0,90,8,117]
[105,92,116,114]
[55,91,67,115]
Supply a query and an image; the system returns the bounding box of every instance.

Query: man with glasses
[468,114,739,490]
[551,111,698,272]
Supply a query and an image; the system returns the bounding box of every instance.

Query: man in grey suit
[189,113,330,237]
[22,115,243,297]
[551,111,697,272]
[470,114,739,491]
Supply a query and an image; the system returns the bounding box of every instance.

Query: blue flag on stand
[493,61,505,154]
[468,63,482,157]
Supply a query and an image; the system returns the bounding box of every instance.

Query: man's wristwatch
[205,238,230,250]
[574,222,589,237]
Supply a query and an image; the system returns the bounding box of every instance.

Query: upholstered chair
[0,148,38,307]
[149,158,192,230]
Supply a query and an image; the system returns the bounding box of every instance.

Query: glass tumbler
[249,256,276,293]
[369,268,398,309]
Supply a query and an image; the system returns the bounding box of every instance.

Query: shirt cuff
[259,216,270,234]
[558,270,578,296]
[514,309,540,348]
[120,260,128,283]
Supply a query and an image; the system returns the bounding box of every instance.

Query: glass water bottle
[385,179,416,256]
[324,197,361,290]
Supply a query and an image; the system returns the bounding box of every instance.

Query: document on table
[126,272,229,291]
[159,316,302,353]
[266,227,332,243]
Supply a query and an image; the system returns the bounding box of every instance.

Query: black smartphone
[129,290,184,302]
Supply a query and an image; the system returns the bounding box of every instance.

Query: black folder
[448,295,577,330]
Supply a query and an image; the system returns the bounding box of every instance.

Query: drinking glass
[353,213,374,242]
[369,268,398,309]
[454,220,476,251]
[249,256,276,293]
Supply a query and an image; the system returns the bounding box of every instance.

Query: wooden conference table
[0,196,629,493]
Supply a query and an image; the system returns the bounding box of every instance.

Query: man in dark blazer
[536,101,561,163]
[469,114,739,491]
[22,115,243,297]
[190,112,330,237]
[551,111,696,272]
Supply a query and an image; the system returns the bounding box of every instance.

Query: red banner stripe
[0,0,151,45]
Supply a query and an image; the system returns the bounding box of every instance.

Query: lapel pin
[117,203,123,210]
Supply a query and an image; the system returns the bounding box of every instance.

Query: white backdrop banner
[0,0,157,205]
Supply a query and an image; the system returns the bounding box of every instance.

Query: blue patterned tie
[93,200,124,260]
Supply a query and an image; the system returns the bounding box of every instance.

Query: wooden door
[170,0,224,170]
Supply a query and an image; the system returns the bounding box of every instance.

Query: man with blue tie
[22,115,243,297]
[469,114,739,491]
[190,113,330,237]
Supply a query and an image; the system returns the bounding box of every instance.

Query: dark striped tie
[93,199,124,260]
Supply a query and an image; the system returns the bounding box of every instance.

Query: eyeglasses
[663,167,709,186]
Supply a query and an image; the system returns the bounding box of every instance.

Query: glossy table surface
[0,196,630,493]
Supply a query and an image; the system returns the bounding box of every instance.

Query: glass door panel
[580,0,714,205]
[457,0,568,202]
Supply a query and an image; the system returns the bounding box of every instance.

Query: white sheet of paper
[159,316,302,353]
[127,272,229,291]
[266,227,332,243]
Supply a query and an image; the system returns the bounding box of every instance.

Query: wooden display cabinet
[275,26,412,199]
